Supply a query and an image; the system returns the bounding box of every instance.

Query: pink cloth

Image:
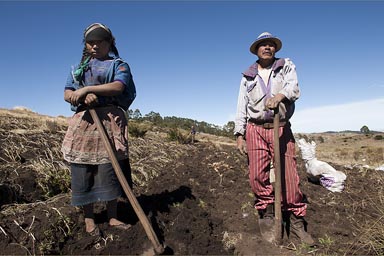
[245,122,307,216]
[62,106,129,164]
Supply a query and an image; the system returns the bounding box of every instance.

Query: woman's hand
[84,93,99,107]
[68,87,88,106]
[65,81,124,107]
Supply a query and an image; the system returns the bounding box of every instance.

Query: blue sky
[1,1,383,133]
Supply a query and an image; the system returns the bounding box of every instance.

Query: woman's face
[86,39,111,59]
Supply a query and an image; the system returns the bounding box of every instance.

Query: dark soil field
[0,108,383,255]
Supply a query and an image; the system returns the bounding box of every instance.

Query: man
[234,32,314,245]
[191,125,196,143]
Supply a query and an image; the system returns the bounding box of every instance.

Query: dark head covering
[84,23,113,42]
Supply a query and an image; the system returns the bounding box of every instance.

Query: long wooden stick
[273,108,282,245]
[89,108,164,254]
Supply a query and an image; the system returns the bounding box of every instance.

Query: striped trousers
[245,122,307,216]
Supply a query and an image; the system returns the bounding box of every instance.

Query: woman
[61,23,136,237]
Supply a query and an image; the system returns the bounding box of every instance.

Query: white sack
[297,138,347,192]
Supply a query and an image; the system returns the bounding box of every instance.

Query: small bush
[33,159,71,199]
[339,149,349,160]
[167,127,190,144]
[366,147,384,164]
[128,122,149,138]
[45,119,60,132]
[374,135,383,140]
[353,150,363,161]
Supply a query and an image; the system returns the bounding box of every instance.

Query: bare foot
[85,218,97,233]
[109,218,132,230]
[109,218,125,226]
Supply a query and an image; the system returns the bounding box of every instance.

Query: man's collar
[242,58,285,78]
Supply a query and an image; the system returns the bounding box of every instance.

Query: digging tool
[273,107,282,245]
[89,108,165,255]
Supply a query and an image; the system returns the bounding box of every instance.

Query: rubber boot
[289,214,315,246]
[258,204,275,243]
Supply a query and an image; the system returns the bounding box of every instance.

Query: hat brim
[250,37,282,54]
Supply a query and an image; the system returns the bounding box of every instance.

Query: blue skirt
[70,161,124,206]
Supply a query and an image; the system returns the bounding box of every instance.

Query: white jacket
[234,58,300,135]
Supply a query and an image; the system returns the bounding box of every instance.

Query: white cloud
[290,98,384,133]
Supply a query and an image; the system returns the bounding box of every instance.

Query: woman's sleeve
[64,67,76,91]
[114,61,137,109]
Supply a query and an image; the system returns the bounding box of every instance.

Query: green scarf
[73,56,91,84]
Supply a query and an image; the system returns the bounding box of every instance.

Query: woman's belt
[76,104,119,113]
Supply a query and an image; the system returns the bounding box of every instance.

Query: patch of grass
[311,132,384,167]
[0,136,25,163]
[32,158,71,199]
[366,147,384,164]
[198,199,206,209]
[318,234,334,254]
[353,150,363,161]
[222,231,242,251]
[317,136,325,143]
[39,207,75,254]
[346,171,384,255]
[172,202,183,208]
[128,121,151,138]
[44,119,63,133]
[167,127,190,144]
[240,201,252,212]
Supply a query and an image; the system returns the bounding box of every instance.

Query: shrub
[353,150,363,161]
[32,159,71,199]
[167,127,190,144]
[45,119,60,133]
[128,122,150,138]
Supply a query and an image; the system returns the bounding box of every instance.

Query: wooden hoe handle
[89,108,164,254]
[273,108,282,245]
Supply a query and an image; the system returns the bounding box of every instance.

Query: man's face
[256,40,276,61]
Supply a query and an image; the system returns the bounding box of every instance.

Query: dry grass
[196,132,236,149]
[0,108,71,199]
[296,132,384,169]
[222,231,242,251]
[128,130,193,188]
[296,132,384,255]
[0,108,67,134]
[1,194,75,255]
[345,170,384,255]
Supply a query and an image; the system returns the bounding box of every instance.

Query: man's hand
[265,93,285,109]
[236,135,247,155]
